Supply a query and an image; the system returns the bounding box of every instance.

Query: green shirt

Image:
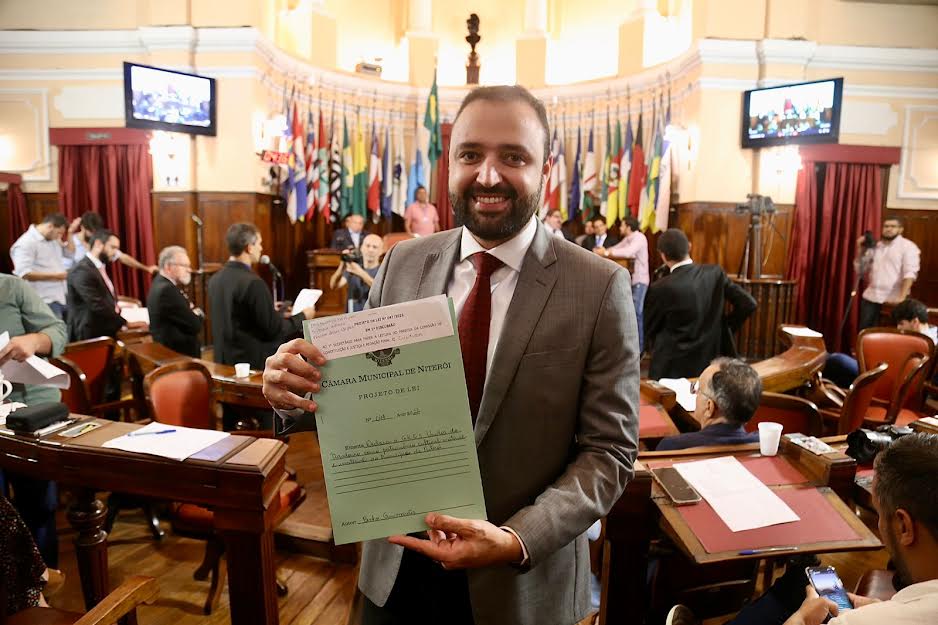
[0,274,67,405]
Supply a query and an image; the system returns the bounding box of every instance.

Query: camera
[735,193,776,216]
[846,424,913,464]
[341,250,363,264]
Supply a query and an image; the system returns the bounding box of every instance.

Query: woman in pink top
[404,186,440,236]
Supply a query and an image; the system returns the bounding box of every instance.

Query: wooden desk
[600,437,878,625]
[125,342,268,411]
[0,418,287,625]
[306,250,347,317]
[753,326,827,393]
[911,417,938,434]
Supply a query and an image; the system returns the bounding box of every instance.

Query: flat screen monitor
[741,78,843,148]
[123,62,216,136]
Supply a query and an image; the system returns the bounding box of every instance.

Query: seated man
[147,245,203,358]
[330,214,367,250]
[825,298,936,389]
[329,234,384,312]
[0,273,67,569]
[667,432,938,625]
[656,358,762,451]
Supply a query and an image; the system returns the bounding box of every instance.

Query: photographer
[330,234,385,312]
[856,218,920,331]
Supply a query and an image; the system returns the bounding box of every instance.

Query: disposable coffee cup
[758,422,784,456]
[234,363,251,378]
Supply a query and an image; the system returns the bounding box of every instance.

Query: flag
[606,120,621,227]
[558,132,568,220]
[407,149,426,205]
[581,126,597,220]
[654,104,672,233]
[286,102,308,223]
[281,97,295,221]
[392,125,408,217]
[367,121,382,220]
[305,109,317,220]
[328,112,342,222]
[341,115,353,218]
[568,127,582,223]
[618,117,633,219]
[353,117,368,216]
[599,115,611,219]
[640,110,662,232]
[627,112,645,218]
[424,70,442,165]
[317,110,330,220]
[542,128,559,218]
[381,125,393,221]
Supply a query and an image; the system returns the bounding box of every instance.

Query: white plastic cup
[234,362,251,378]
[758,422,784,456]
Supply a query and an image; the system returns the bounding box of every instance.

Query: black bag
[5,402,70,433]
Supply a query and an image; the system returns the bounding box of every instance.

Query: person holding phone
[666,433,938,625]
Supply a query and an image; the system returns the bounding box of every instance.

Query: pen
[127,429,177,437]
[738,546,798,556]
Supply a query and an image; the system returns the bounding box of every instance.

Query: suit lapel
[85,257,115,304]
[474,224,557,447]
[414,230,461,301]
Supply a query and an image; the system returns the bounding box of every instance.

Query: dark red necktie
[458,252,504,422]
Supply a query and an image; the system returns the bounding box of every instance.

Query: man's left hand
[782,587,838,625]
[388,513,523,569]
[0,335,42,365]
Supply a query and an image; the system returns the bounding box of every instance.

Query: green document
[303,295,487,545]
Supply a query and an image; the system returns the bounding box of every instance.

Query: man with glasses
[656,358,762,451]
[147,245,203,358]
[856,217,921,331]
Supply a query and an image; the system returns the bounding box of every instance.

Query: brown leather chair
[382,232,415,252]
[857,327,935,412]
[746,392,824,437]
[820,362,889,434]
[863,353,931,428]
[51,337,135,419]
[144,361,306,614]
[7,577,158,625]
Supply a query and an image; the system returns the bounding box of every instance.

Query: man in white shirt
[262,85,639,625]
[856,217,921,331]
[667,432,938,625]
[542,209,567,240]
[65,211,157,275]
[10,212,78,319]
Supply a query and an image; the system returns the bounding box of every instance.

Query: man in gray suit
[262,86,639,625]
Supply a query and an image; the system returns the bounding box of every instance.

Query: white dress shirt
[10,225,71,305]
[448,214,538,377]
[830,579,938,625]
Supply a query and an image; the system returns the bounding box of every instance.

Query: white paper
[672,456,800,532]
[120,307,150,325]
[0,332,71,389]
[920,416,938,427]
[293,288,323,312]
[781,326,823,338]
[303,295,454,359]
[657,377,697,412]
[102,421,230,461]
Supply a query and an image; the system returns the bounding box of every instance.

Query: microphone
[191,214,203,227]
[259,254,281,278]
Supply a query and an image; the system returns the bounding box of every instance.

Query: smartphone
[651,467,701,505]
[806,566,853,613]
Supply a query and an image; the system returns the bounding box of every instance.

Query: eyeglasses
[689,379,713,401]
[170,262,192,269]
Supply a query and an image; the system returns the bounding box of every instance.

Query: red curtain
[58,144,155,300]
[437,123,454,231]
[3,182,29,274]
[787,161,883,353]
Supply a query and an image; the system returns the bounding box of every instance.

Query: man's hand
[782,587,838,625]
[346,261,365,278]
[0,334,44,365]
[301,306,317,320]
[263,338,325,413]
[592,247,606,256]
[147,265,159,275]
[68,217,81,236]
[846,592,879,609]
[388,514,524,570]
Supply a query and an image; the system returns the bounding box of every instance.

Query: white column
[524,0,548,34]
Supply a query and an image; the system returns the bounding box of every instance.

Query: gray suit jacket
[359,223,640,625]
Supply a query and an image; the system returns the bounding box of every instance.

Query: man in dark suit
[66,229,147,341]
[208,223,316,370]
[580,216,619,251]
[261,85,639,625]
[644,228,757,380]
[147,246,203,358]
[330,213,367,250]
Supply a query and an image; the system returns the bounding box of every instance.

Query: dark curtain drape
[787,161,883,353]
[437,123,454,231]
[58,144,155,300]
[3,183,29,274]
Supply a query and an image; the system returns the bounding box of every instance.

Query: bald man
[329,233,385,312]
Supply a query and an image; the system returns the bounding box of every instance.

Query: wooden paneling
[675,202,793,278]
[197,192,259,264]
[151,192,197,264]
[26,192,60,224]
[885,208,938,308]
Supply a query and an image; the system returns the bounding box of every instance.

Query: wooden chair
[857,327,935,411]
[50,337,135,419]
[863,353,932,428]
[382,232,415,252]
[746,392,824,437]
[144,361,306,615]
[820,363,889,434]
[7,576,159,625]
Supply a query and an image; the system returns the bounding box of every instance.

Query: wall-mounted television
[123,62,216,136]
[741,78,843,148]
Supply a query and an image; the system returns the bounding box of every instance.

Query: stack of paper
[673,456,800,532]
[102,422,229,461]
[120,307,150,325]
[658,377,697,412]
[0,332,70,389]
[293,288,323,312]
[781,326,823,338]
